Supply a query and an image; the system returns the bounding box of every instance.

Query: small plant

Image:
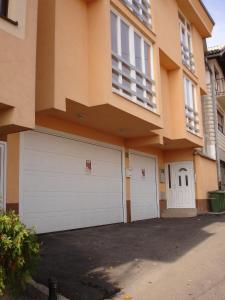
[0,210,39,297]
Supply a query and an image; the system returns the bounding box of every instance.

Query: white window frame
[179,12,195,72]
[183,75,199,135]
[111,9,156,112]
[0,0,27,39]
[122,0,152,28]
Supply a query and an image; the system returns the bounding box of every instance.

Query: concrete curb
[29,279,69,300]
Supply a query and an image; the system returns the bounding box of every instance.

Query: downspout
[207,62,220,189]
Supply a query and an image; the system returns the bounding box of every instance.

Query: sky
[203,0,225,47]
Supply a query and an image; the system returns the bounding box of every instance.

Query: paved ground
[34,214,225,300]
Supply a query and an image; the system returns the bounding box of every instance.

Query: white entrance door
[130,153,158,221]
[0,142,6,210]
[20,131,124,233]
[166,161,195,208]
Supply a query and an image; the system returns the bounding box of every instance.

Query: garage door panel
[131,181,156,191]
[24,207,123,233]
[24,150,122,179]
[132,194,156,206]
[24,132,121,163]
[131,206,157,220]
[23,175,122,194]
[21,131,124,233]
[24,150,85,173]
[23,191,123,214]
[23,172,123,190]
[130,153,158,221]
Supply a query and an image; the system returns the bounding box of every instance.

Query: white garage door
[20,131,124,233]
[130,152,158,221]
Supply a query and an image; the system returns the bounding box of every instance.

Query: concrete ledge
[161,208,197,218]
[28,279,69,300]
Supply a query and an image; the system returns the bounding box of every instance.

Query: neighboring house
[0,0,218,234]
[206,46,225,189]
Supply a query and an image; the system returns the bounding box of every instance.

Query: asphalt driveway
[34,215,225,300]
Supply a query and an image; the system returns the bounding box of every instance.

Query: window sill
[187,128,201,137]
[182,61,195,74]
[0,15,18,26]
[112,88,158,114]
[183,64,199,83]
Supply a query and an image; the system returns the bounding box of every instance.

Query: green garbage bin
[208,191,225,213]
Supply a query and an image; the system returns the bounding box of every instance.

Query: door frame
[0,141,7,211]
[129,149,160,218]
[19,127,127,223]
[165,161,196,208]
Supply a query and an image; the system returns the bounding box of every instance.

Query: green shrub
[0,211,39,297]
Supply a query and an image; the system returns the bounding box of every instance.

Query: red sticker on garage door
[86,160,92,174]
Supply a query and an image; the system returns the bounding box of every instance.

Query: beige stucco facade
[206,49,225,190]
[0,0,218,222]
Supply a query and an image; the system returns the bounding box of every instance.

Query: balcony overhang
[176,0,214,38]
[36,99,162,139]
[125,135,164,148]
[159,49,180,71]
[0,105,33,137]
[157,136,203,150]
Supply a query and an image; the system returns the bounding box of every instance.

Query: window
[183,76,199,134]
[122,0,151,28]
[0,0,8,17]
[215,68,225,96]
[111,11,156,111]
[0,0,18,25]
[217,110,224,133]
[179,12,195,72]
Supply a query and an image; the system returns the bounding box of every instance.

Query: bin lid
[209,190,225,194]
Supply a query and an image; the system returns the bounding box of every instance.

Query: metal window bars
[181,42,195,72]
[122,0,151,28]
[185,104,199,134]
[112,51,156,110]
[215,78,225,96]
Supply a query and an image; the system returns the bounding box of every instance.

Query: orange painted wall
[35,0,55,111]
[164,148,193,162]
[159,66,173,139]
[36,115,124,147]
[0,0,38,129]
[3,0,216,214]
[6,133,20,204]
[55,0,89,110]
[34,0,213,148]
[194,154,218,199]
[192,27,207,92]
[154,0,181,65]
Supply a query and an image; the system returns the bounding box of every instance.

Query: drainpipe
[207,61,220,189]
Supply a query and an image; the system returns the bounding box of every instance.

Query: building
[206,45,225,189]
[0,0,217,233]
